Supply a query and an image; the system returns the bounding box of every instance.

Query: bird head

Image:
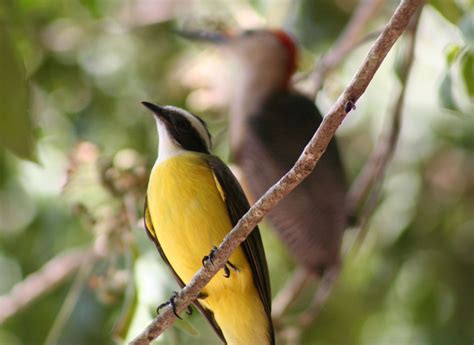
[142,102,212,159]
[178,28,298,89]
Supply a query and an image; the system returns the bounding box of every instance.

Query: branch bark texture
[129,1,424,343]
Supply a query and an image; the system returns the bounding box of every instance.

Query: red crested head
[271,30,298,79]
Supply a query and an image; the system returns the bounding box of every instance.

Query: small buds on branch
[129,1,424,343]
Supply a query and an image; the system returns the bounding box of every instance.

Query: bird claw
[202,246,238,278]
[224,265,230,278]
[157,291,182,319]
[223,261,238,278]
[202,246,218,266]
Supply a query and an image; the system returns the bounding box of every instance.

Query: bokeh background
[0,0,473,344]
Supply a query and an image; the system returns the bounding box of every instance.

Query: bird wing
[143,198,226,343]
[247,91,346,184]
[236,91,348,274]
[205,155,274,341]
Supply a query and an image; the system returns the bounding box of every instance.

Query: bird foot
[202,246,218,266]
[202,246,238,278]
[223,261,238,278]
[156,291,192,319]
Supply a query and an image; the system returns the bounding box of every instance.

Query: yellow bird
[141,101,274,345]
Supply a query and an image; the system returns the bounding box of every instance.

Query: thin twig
[351,7,422,251]
[278,267,340,345]
[274,0,387,323]
[0,247,97,324]
[129,1,424,343]
[271,267,310,325]
[352,175,384,251]
[299,266,340,327]
[310,0,387,98]
[44,258,95,345]
[347,5,422,224]
[113,192,139,340]
[289,6,424,336]
[292,29,383,86]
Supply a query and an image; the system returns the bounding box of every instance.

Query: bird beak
[141,101,170,122]
[174,29,231,44]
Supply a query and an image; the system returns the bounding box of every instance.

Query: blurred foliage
[430,0,473,112]
[0,0,473,345]
[0,20,35,161]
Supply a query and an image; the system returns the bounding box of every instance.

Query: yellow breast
[147,152,270,344]
[147,152,246,284]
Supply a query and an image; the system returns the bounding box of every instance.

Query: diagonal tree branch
[347,4,421,223]
[349,4,422,250]
[129,1,424,343]
[274,0,387,322]
[310,0,387,98]
[271,267,309,325]
[280,8,424,340]
[289,8,423,337]
[0,247,97,324]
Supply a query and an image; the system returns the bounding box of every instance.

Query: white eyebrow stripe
[163,105,212,151]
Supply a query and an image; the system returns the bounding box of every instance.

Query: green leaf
[460,50,474,97]
[0,22,36,162]
[429,0,463,25]
[445,43,462,66]
[439,72,459,111]
[79,0,102,17]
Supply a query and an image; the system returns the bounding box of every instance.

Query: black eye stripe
[164,109,210,154]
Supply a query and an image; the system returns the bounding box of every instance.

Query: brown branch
[274,0,387,324]
[0,247,97,324]
[286,7,424,337]
[129,1,424,343]
[347,5,422,223]
[350,5,422,250]
[309,0,387,98]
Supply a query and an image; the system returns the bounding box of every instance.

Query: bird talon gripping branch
[203,246,238,278]
[157,291,182,320]
[202,245,218,266]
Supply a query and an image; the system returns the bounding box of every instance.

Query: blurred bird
[181,29,348,277]
[142,101,274,345]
